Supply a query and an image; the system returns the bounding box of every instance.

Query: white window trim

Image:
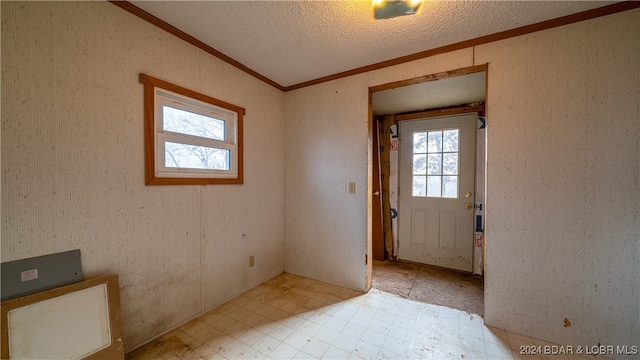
[154,88,239,179]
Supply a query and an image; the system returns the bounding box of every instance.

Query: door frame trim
[395,104,485,123]
[367,64,488,291]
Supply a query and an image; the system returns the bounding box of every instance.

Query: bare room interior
[2,1,639,359]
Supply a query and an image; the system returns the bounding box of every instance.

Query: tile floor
[127,273,608,360]
[372,260,483,315]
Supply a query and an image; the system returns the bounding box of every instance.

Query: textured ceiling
[130,1,616,88]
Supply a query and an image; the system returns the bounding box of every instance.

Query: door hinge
[365,254,368,265]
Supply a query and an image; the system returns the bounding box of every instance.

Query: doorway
[397,113,476,271]
[368,65,487,314]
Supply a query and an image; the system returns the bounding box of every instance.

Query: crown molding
[109,1,640,92]
[108,1,285,91]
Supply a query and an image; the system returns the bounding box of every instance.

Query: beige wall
[3,1,639,355]
[1,1,285,350]
[283,49,474,290]
[284,8,639,356]
[476,10,640,352]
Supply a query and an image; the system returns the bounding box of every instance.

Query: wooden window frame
[140,73,244,185]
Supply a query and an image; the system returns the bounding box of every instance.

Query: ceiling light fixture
[373,0,424,20]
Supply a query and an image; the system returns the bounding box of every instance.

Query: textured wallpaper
[2,1,285,350]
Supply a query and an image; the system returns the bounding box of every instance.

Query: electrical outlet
[249,255,255,268]
[348,182,356,194]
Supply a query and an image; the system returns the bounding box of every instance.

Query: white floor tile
[129,273,590,360]
[342,322,367,339]
[368,318,392,334]
[225,322,251,338]
[241,312,266,328]
[228,307,252,321]
[191,326,222,344]
[293,350,319,359]
[283,330,312,350]
[252,334,281,355]
[377,348,405,360]
[485,340,516,360]
[267,324,296,341]
[392,313,416,329]
[459,333,487,354]
[350,313,373,328]
[180,319,211,336]
[218,339,251,359]
[332,333,360,353]
[243,300,265,313]
[238,346,267,360]
[360,328,386,347]
[333,308,356,322]
[324,316,349,332]
[352,339,381,359]
[308,310,332,326]
[281,315,306,329]
[300,338,331,358]
[323,345,353,360]
[211,314,240,332]
[269,342,300,360]
[405,345,435,360]
[381,334,410,355]
[314,326,340,345]
[204,333,235,354]
[298,319,323,337]
[386,324,412,340]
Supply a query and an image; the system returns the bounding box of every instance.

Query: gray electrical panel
[1,249,82,301]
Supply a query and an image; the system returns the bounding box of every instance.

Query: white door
[398,113,476,272]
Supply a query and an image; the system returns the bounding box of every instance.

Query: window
[412,128,459,198]
[140,73,244,185]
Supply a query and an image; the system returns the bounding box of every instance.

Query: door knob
[373,191,380,196]
[465,203,472,209]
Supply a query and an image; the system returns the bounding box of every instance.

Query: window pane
[442,153,458,175]
[427,176,441,197]
[442,176,458,198]
[413,132,427,153]
[427,131,442,152]
[412,176,426,197]
[443,129,459,152]
[163,106,225,141]
[165,142,230,170]
[413,154,427,175]
[427,154,442,175]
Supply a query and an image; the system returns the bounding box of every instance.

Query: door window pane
[442,153,458,175]
[413,154,427,175]
[427,154,442,175]
[412,128,460,198]
[443,129,459,152]
[442,176,458,198]
[413,133,427,152]
[427,176,441,197]
[427,131,442,152]
[412,176,426,197]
